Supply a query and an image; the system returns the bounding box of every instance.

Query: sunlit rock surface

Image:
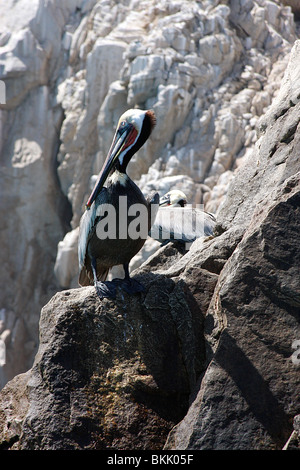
[0,0,298,394]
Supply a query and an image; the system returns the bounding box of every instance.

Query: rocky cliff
[0,0,299,451]
[0,0,299,388]
[0,34,300,449]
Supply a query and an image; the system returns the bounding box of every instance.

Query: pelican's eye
[120,120,127,128]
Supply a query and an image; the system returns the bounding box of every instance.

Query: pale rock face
[54,228,80,289]
[0,0,298,387]
[281,0,300,19]
[0,309,28,389]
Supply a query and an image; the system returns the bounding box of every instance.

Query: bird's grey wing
[150,207,193,243]
[202,211,217,236]
[150,207,216,243]
[179,208,216,239]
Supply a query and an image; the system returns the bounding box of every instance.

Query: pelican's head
[86,109,156,209]
[159,190,187,207]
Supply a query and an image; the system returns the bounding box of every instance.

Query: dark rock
[0,257,217,450]
[164,52,300,449]
[166,186,300,449]
[0,40,300,453]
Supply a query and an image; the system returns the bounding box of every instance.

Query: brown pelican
[150,189,216,245]
[78,109,158,299]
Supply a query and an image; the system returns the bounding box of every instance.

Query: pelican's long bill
[85,122,138,209]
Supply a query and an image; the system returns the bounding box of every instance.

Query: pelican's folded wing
[78,188,108,285]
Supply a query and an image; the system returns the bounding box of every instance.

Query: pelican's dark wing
[78,188,108,286]
[78,205,97,285]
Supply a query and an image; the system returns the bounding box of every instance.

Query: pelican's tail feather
[79,263,109,286]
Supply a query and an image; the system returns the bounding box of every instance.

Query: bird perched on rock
[78,108,159,299]
[150,189,216,245]
[158,189,187,208]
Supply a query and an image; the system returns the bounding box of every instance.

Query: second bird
[150,189,216,245]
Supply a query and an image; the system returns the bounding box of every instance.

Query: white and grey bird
[150,189,216,245]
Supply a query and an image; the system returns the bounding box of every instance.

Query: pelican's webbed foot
[94,280,117,300]
[108,268,145,297]
[120,263,145,295]
[95,277,144,299]
[92,261,145,300]
[91,258,117,300]
[115,276,145,295]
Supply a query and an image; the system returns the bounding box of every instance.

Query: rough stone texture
[166,187,300,449]
[0,244,218,450]
[0,0,298,387]
[0,0,299,451]
[1,38,299,451]
[281,1,300,20]
[164,40,300,450]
